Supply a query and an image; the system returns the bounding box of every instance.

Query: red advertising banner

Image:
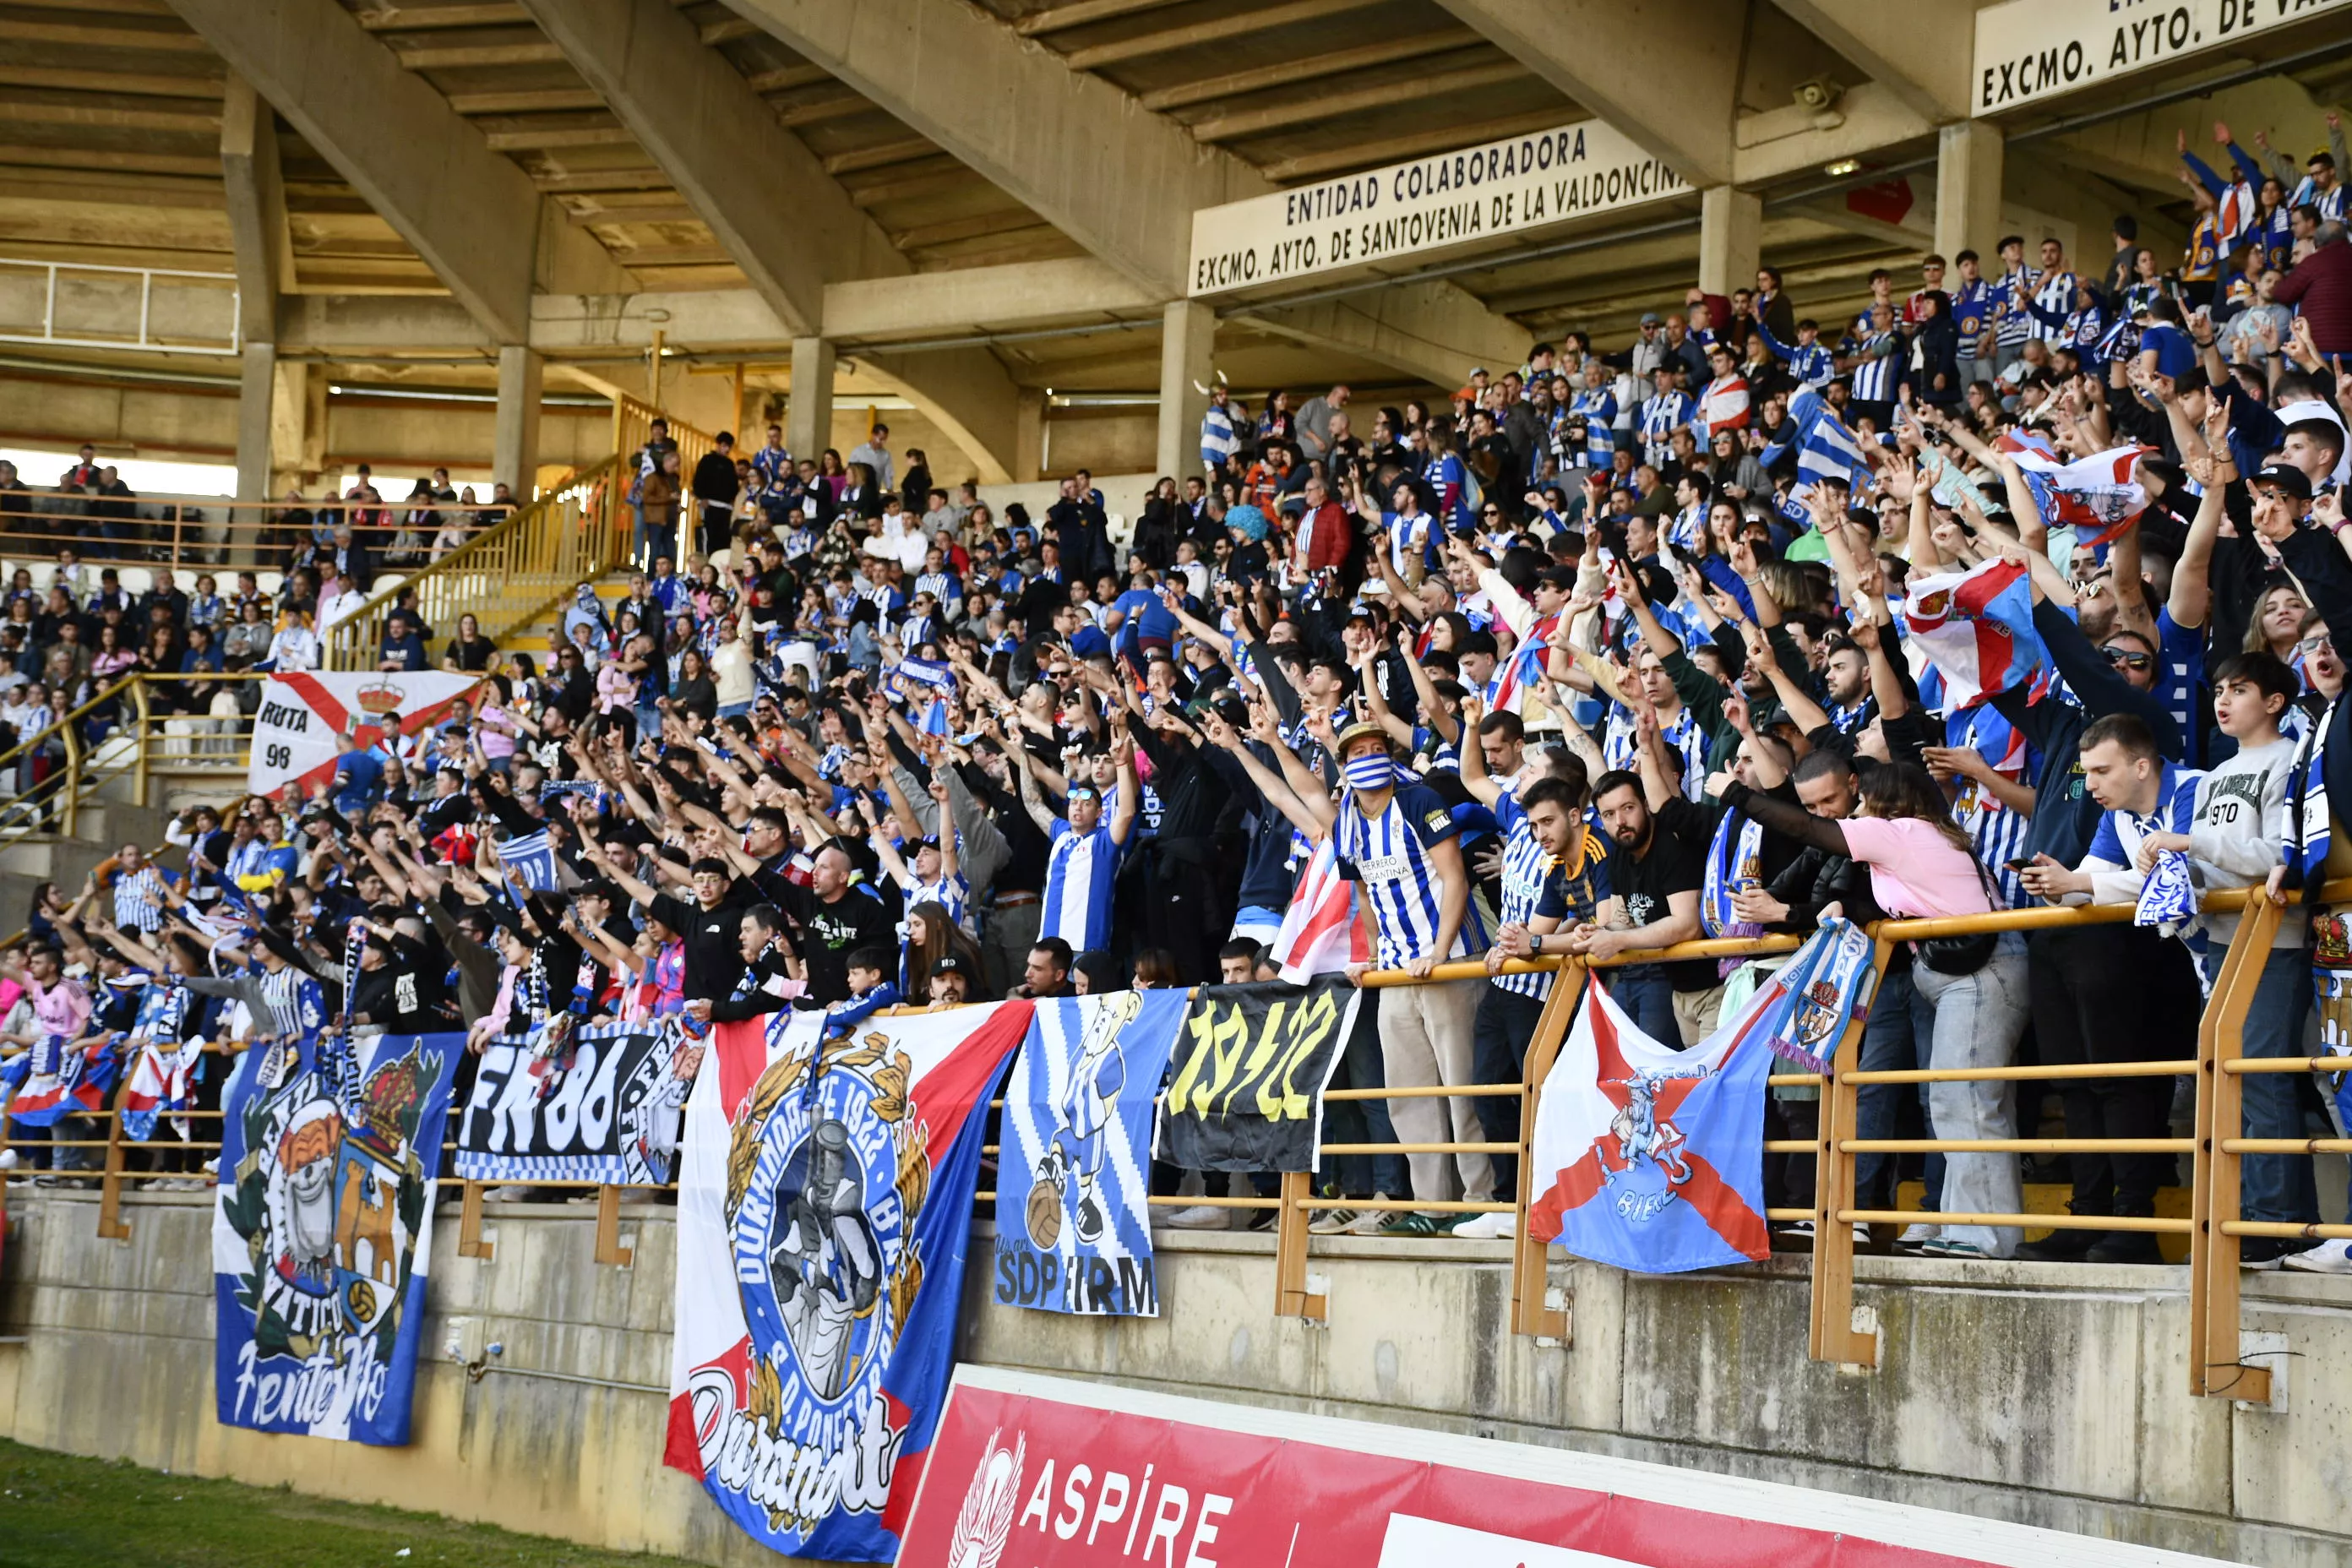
[900,1368,2226,1568]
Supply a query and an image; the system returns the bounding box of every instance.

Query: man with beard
[1563,770,1707,1044]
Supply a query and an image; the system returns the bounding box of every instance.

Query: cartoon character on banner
[1026,990,1141,1250]
[704,1031,928,1537]
[220,1040,431,1376]
[1603,1060,1712,1222]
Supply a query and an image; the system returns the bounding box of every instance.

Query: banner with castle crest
[211,1029,463,1445]
[247,672,483,800]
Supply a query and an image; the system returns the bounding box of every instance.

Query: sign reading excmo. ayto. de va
[1186,119,1688,297]
[1974,0,2352,115]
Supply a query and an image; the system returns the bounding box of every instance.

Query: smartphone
[2002,858,2031,873]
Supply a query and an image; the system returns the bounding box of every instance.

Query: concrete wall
[6,1192,2351,1567]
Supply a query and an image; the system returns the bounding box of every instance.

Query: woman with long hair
[904,901,983,1000]
[2247,580,2308,662]
[1718,753,2028,1260]
[446,611,496,672]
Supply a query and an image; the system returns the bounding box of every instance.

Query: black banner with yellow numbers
[1154,977,1363,1173]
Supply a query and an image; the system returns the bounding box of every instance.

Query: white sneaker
[2282,1238,2352,1274]
[1347,1199,1394,1236]
[1307,1207,1358,1234]
[1451,1210,1517,1239]
[1896,1222,1940,1250]
[483,1185,532,1202]
[1157,1204,1229,1231]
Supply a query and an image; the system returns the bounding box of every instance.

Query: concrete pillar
[235,340,275,502]
[1697,186,1761,298]
[1936,120,2005,265]
[1157,298,1215,481]
[493,345,543,499]
[786,336,835,461]
[1014,389,1045,483]
[269,360,308,491]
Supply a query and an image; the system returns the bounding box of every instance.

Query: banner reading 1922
[1187,119,1686,297]
[1154,977,1360,1173]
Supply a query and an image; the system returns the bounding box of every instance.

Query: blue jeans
[2212,945,2322,1226]
[718,700,752,720]
[1854,965,1942,1210]
[1606,965,1677,1047]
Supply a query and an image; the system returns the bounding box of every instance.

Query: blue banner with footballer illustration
[991,989,1190,1317]
[212,1029,461,1446]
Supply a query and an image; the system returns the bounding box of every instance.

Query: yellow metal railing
[320,458,624,671]
[312,395,721,672]
[0,672,264,848]
[13,877,2344,1403]
[612,392,719,569]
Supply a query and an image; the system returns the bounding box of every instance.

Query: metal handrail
[25,816,2344,1402]
[319,456,625,671]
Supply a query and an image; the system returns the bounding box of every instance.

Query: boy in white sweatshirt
[2136,651,2319,1260]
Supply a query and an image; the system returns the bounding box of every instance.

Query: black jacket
[691,451,740,508]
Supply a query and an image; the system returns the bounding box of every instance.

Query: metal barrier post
[593,1184,634,1267]
[1509,966,1578,1339]
[2191,896,2281,1401]
[1808,934,1892,1367]
[57,713,82,838]
[1272,1169,1322,1321]
[130,677,152,808]
[458,1179,494,1260]
[95,1104,132,1243]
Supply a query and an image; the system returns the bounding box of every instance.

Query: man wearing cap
[1011,726,1139,958]
[1332,720,1491,1235]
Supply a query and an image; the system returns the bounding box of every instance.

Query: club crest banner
[992,989,1190,1318]
[211,1029,462,1445]
[247,672,482,798]
[665,1001,1031,1562]
[1528,966,1800,1273]
[1154,978,1359,1173]
[455,1019,700,1185]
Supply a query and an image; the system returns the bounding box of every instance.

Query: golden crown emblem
[354,679,405,716]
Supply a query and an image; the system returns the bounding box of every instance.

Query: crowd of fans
[0,449,512,584]
[8,141,2352,1271]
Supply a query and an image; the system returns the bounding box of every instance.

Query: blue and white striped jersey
[1638,391,1695,467]
[1991,266,2041,348]
[1041,819,1122,954]
[1332,781,1487,967]
[2030,269,2079,341]
[1200,403,1239,466]
[1570,387,1617,466]
[1848,331,1899,401]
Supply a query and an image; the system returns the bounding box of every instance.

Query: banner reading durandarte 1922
[665,1002,1029,1562]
